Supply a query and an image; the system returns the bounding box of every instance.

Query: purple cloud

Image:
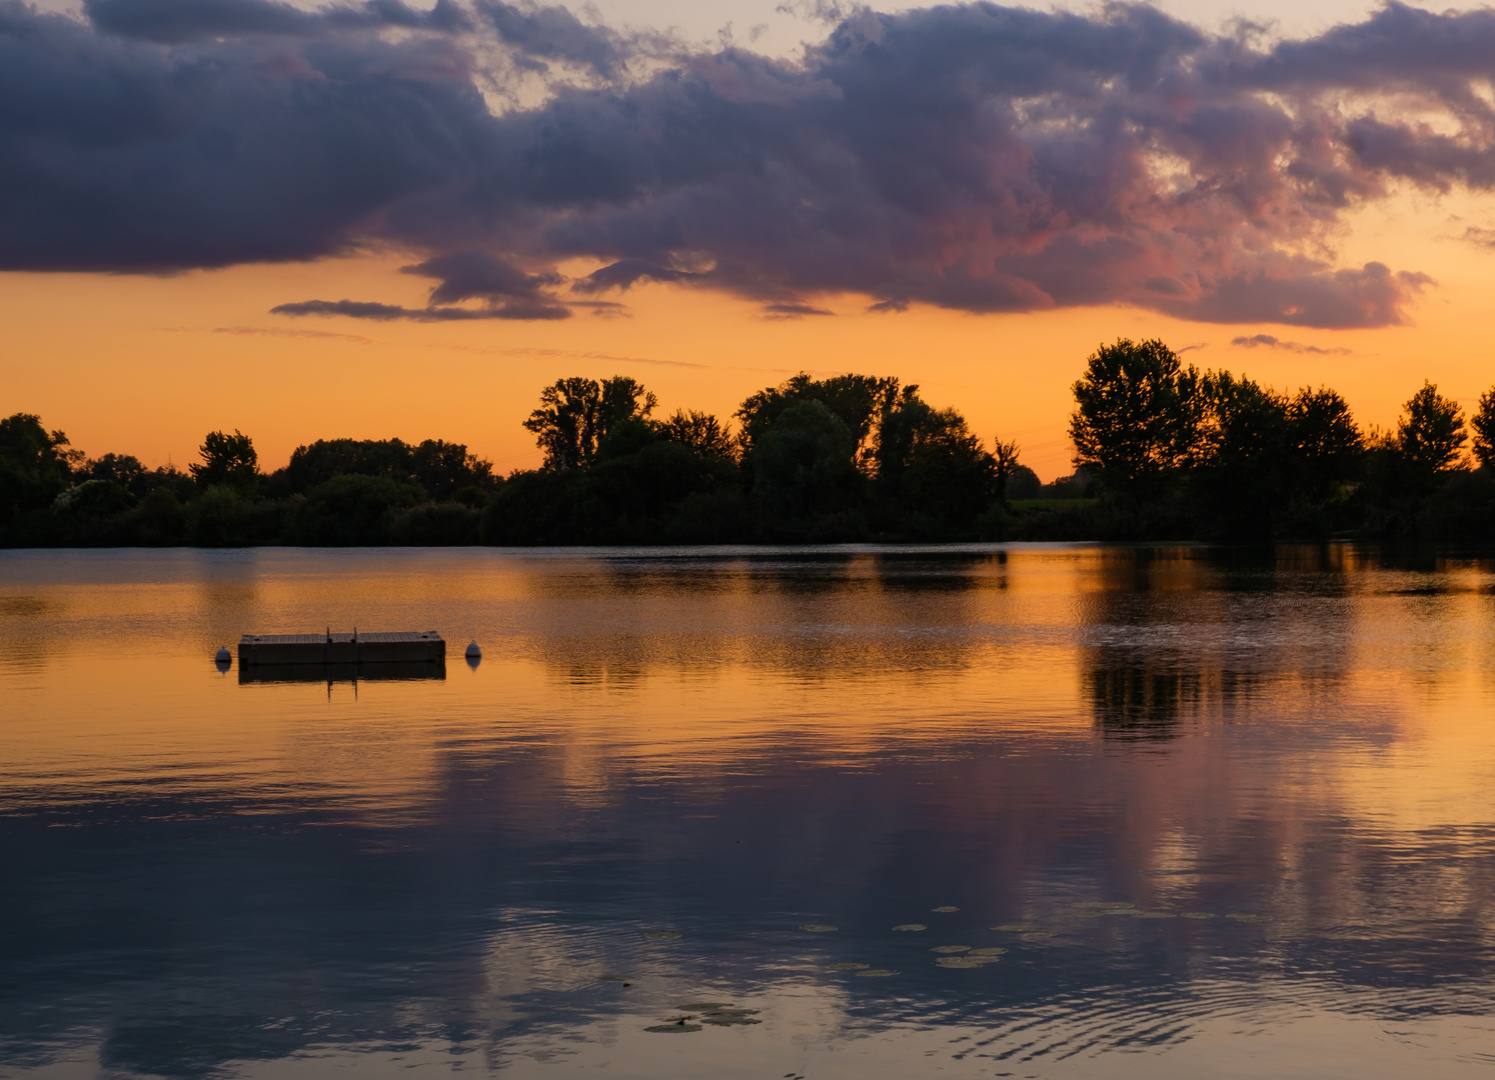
[3,0,1494,327]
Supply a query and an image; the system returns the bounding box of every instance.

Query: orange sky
[3,185,1494,485]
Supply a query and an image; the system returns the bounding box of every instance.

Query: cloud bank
[3,0,1493,326]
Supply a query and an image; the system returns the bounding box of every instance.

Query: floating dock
[238,631,445,666]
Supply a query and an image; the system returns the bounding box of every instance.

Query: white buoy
[215,646,232,670]
[465,641,482,659]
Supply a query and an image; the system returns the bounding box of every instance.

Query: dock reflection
[237,660,446,685]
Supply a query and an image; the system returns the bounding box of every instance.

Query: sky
[4,0,1495,480]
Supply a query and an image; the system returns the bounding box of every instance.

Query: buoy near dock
[465,641,481,659]
[214,646,232,670]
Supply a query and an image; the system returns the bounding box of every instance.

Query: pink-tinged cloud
[2,0,1493,326]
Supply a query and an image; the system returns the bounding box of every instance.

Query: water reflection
[237,660,447,684]
[3,545,1495,1079]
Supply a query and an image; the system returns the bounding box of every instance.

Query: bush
[390,502,482,545]
[289,474,426,545]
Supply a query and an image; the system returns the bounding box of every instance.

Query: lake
[3,544,1495,1079]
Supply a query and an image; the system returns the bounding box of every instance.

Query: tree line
[4,339,1495,546]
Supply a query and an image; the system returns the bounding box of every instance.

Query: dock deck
[238,631,445,666]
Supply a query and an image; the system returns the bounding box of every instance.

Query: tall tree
[991,438,1021,506]
[524,376,657,470]
[657,410,735,459]
[0,413,78,524]
[190,430,259,495]
[1471,387,1495,471]
[737,373,896,462]
[1069,339,1202,499]
[1285,387,1364,501]
[1397,381,1466,475]
[899,409,995,529]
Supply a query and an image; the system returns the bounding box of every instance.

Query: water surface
[4,544,1495,1079]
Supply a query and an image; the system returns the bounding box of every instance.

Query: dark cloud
[402,250,557,302]
[476,0,628,77]
[83,0,469,42]
[573,258,699,293]
[1231,334,1352,356]
[761,302,833,318]
[271,298,569,320]
[5,0,1495,327]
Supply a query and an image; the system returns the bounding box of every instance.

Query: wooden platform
[238,631,445,666]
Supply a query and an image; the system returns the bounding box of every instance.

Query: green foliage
[737,373,895,460]
[1007,465,1042,499]
[188,485,253,547]
[1069,339,1201,500]
[390,502,482,545]
[267,437,493,500]
[748,400,863,538]
[190,430,259,496]
[290,474,427,545]
[482,432,742,544]
[0,413,78,531]
[897,409,995,534]
[524,376,658,470]
[18,351,1495,549]
[132,488,187,545]
[80,453,147,496]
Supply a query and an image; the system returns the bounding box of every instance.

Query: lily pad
[829,962,869,971]
[857,968,898,977]
[931,945,971,954]
[644,930,682,940]
[690,1004,762,1027]
[892,924,927,932]
[800,924,838,933]
[1181,912,1216,920]
[936,956,998,969]
[1132,911,1176,919]
[1226,912,1268,922]
[993,923,1036,932]
[1020,932,1055,941]
[968,947,1007,957]
[931,906,960,913]
[646,1017,702,1033]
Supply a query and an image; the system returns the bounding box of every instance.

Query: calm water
[4,544,1495,1079]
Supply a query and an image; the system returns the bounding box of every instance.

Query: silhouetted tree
[737,373,896,461]
[1191,371,1292,536]
[1397,381,1466,479]
[0,413,79,528]
[748,399,862,536]
[190,429,259,496]
[900,409,995,530]
[1069,339,1202,500]
[1007,464,1042,499]
[1471,387,1495,471]
[1285,386,1364,501]
[524,376,657,470]
[409,439,494,500]
[991,437,1021,505]
[656,410,735,459]
[81,453,146,496]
